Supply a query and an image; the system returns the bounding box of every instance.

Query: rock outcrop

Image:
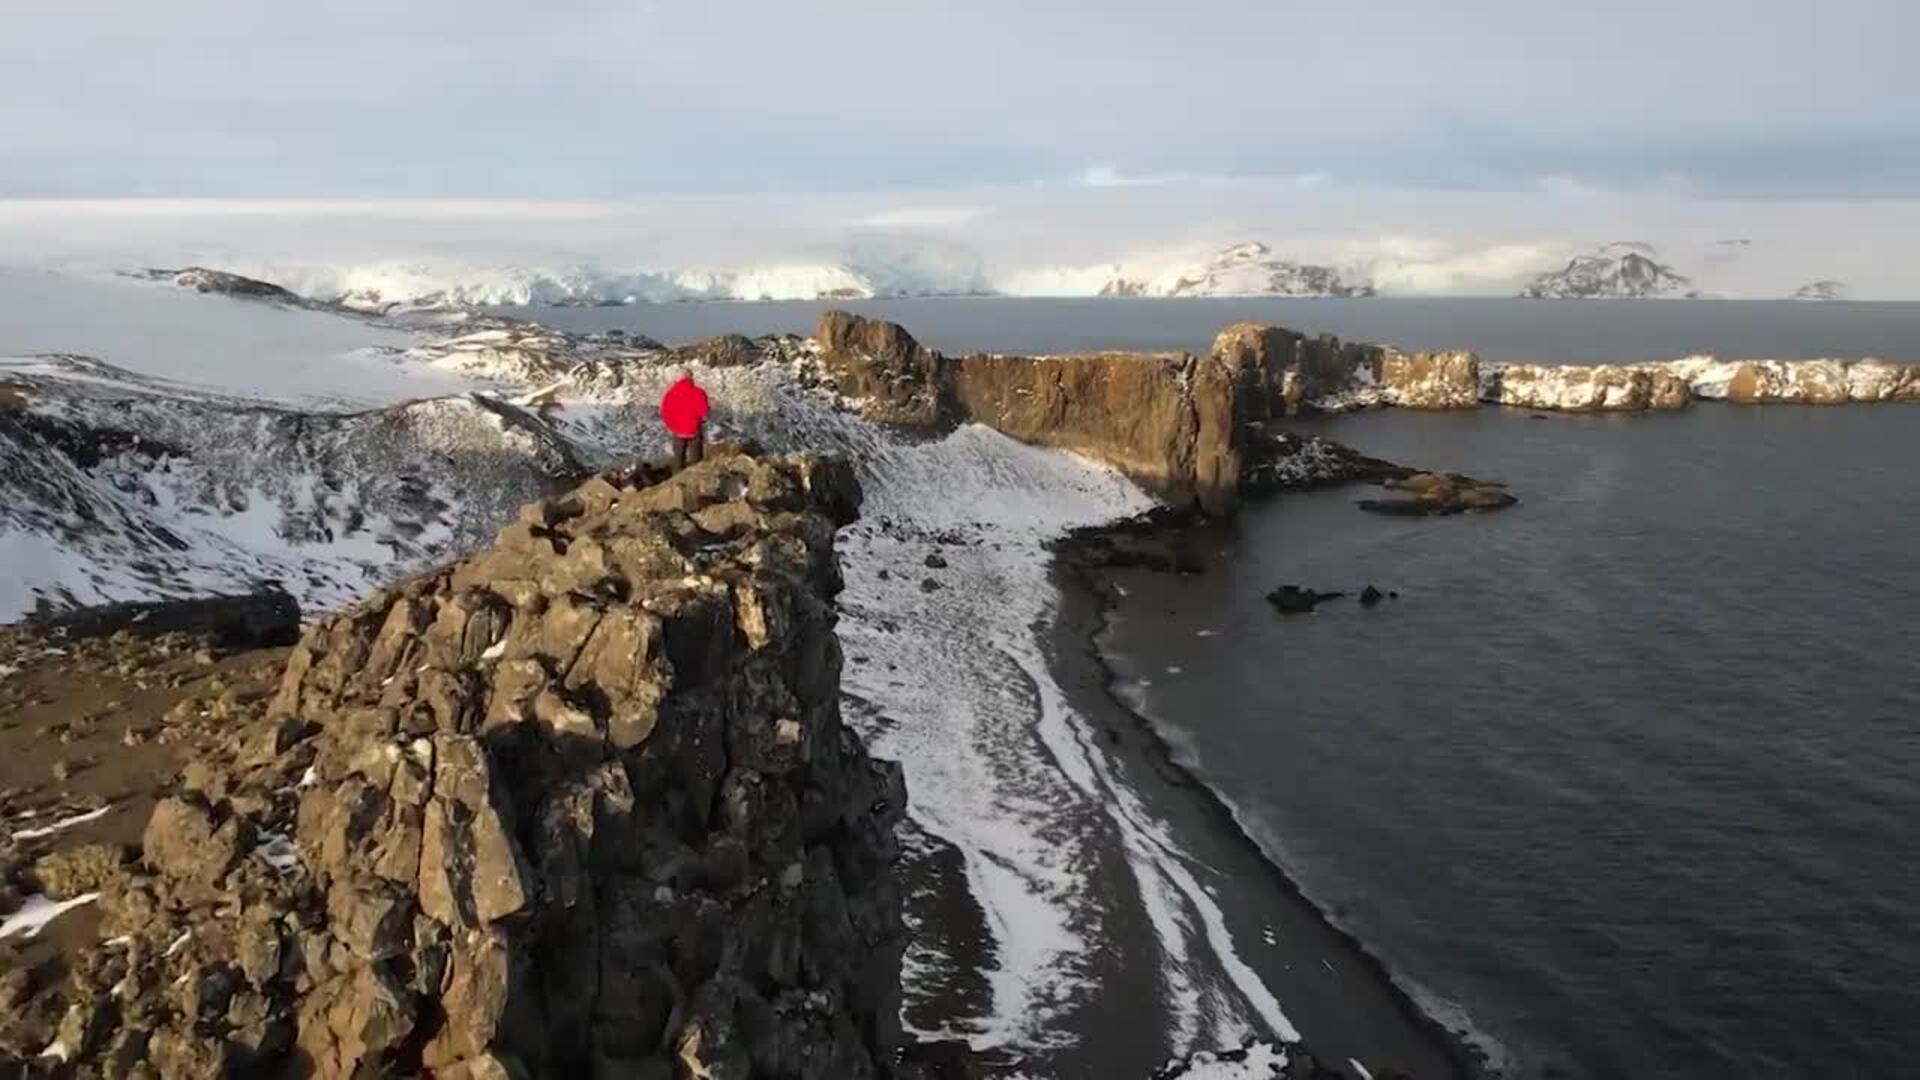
[1482,357,1920,410]
[812,312,1242,513]
[813,311,951,429]
[1210,324,1481,413]
[1717,359,1920,404]
[1355,472,1518,516]
[1482,364,1695,411]
[7,452,910,1079]
[945,350,1242,514]
[141,268,310,307]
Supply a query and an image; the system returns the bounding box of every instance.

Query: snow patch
[10,804,113,841]
[0,892,101,941]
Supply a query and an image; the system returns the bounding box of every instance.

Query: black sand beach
[1039,557,1484,1079]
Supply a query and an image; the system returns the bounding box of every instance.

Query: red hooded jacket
[659,376,710,438]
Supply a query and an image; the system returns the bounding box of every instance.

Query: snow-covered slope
[0,354,586,620]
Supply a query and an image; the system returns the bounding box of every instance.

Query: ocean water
[1100,405,1920,1078]
[506,296,1920,363]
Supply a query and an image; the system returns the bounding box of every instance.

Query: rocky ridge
[1,451,915,1079]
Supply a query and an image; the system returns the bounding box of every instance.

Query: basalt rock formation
[813,311,951,429]
[1210,323,1481,414]
[5,452,911,1079]
[813,312,1241,513]
[1482,364,1695,412]
[1719,359,1920,404]
[945,350,1242,515]
[1482,358,1920,411]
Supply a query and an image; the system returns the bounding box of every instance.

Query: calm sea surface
[507,296,1920,362]
[1105,405,1920,1078]
[529,299,1920,1077]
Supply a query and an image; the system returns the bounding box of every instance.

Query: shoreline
[1043,544,1492,1079]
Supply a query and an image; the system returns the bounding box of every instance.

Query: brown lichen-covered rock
[1209,323,1479,413]
[946,350,1243,514]
[1725,359,1853,404]
[812,311,1247,513]
[31,844,129,899]
[19,453,904,1080]
[1379,349,1481,409]
[1483,363,1695,412]
[814,310,950,428]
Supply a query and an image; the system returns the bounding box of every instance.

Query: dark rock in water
[924,552,949,569]
[29,591,301,649]
[900,1038,989,1079]
[920,577,943,593]
[10,454,907,1080]
[1360,585,1385,606]
[1357,470,1518,516]
[1266,585,1345,614]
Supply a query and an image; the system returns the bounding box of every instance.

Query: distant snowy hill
[1520,243,1698,299]
[5,194,1912,302]
[1091,242,1375,298]
[1793,280,1849,301]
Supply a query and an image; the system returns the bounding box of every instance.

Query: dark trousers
[672,430,705,472]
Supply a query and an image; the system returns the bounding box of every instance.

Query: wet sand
[1043,558,1485,1079]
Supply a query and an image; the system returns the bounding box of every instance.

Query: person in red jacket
[659,368,711,471]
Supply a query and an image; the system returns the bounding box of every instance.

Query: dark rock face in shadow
[26,591,301,649]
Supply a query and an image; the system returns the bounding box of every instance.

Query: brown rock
[813,310,950,428]
[143,796,246,888]
[32,843,127,898]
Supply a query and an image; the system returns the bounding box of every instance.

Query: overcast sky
[3,0,1915,198]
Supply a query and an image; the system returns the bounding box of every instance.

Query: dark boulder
[1266,585,1344,614]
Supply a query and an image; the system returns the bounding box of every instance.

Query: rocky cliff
[813,312,1241,513]
[945,350,1242,515]
[1210,323,1481,413]
[7,452,912,1079]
